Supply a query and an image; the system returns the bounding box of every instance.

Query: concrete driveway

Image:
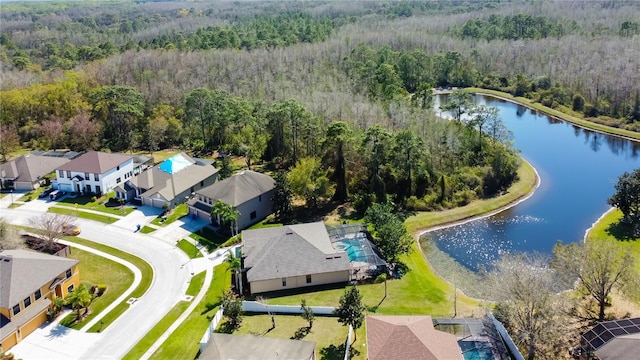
[0,207,194,360]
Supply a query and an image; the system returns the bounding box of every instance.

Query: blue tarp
[158,154,191,174]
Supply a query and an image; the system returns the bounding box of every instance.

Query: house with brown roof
[242,222,351,294]
[187,170,275,230]
[0,250,80,352]
[366,315,463,360]
[53,151,134,196]
[114,153,218,208]
[199,333,316,360]
[0,155,70,191]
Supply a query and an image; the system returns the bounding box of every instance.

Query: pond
[427,94,640,271]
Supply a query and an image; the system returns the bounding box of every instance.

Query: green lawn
[59,247,133,329]
[57,193,135,216]
[151,204,188,226]
[232,314,365,360]
[189,226,228,251]
[149,265,231,360]
[264,243,479,317]
[586,209,640,272]
[177,239,203,259]
[61,237,154,333]
[123,271,207,360]
[140,226,156,234]
[49,206,119,224]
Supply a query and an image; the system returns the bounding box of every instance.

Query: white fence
[344,325,353,360]
[242,300,336,315]
[199,306,224,354]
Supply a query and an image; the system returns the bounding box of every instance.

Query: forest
[3,1,640,358]
[2,0,639,211]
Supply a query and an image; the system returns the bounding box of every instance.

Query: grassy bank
[466,88,640,142]
[59,247,133,329]
[405,159,538,235]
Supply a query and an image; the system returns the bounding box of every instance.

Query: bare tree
[29,213,76,252]
[486,253,574,360]
[552,239,636,322]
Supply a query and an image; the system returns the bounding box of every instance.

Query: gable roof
[242,222,350,282]
[0,155,69,183]
[366,316,463,360]
[132,153,218,202]
[200,333,315,360]
[56,151,133,174]
[196,170,275,207]
[0,250,79,308]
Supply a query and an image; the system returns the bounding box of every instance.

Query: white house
[53,151,134,195]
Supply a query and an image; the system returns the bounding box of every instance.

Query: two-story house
[0,250,80,352]
[53,151,134,196]
[187,170,275,230]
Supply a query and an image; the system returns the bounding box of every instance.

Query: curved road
[0,207,192,360]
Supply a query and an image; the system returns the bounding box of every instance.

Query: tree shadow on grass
[201,300,221,317]
[606,220,638,241]
[290,326,311,340]
[319,343,361,360]
[215,320,236,334]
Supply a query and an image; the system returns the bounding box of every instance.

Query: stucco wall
[235,188,275,230]
[249,270,350,294]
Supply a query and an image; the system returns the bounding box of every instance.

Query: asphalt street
[0,206,194,359]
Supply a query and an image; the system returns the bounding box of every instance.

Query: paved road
[0,207,193,359]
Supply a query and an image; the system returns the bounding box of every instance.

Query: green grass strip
[58,247,133,329]
[148,265,230,360]
[177,239,203,259]
[64,237,154,333]
[151,204,188,226]
[140,226,156,234]
[122,271,207,360]
[49,206,118,224]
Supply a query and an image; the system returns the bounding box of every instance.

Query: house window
[259,195,262,202]
[117,165,120,171]
[96,185,101,194]
[282,278,287,287]
[66,171,72,179]
[200,181,204,186]
[116,177,121,183]
[250,211,257,220]
[94,173,99,181]
[66,269,72,279]
[12,304,20,316]
[35,289,42,300]
[84,172,89,180]
[58,170,64,178]
[23,296,31,308]
[306,275,312,284]
[67,284,74,293]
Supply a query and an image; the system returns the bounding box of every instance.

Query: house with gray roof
[241,222,351,294]
[0,154,70,191]
[114,153,218,208]
[187,170,275,230]
[53,151,134,195]
[0,250,80,351]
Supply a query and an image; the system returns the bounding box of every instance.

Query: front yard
[57,192,135,216]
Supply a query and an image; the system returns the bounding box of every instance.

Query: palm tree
[225,249,243,294]
[66,284,93,321]
[211,200,241,236]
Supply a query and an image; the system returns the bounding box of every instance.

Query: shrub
[91,196,97,202]
[97,284,107,296]
[375,273,387,284]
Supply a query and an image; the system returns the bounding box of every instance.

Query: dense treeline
[450,14,576,40]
